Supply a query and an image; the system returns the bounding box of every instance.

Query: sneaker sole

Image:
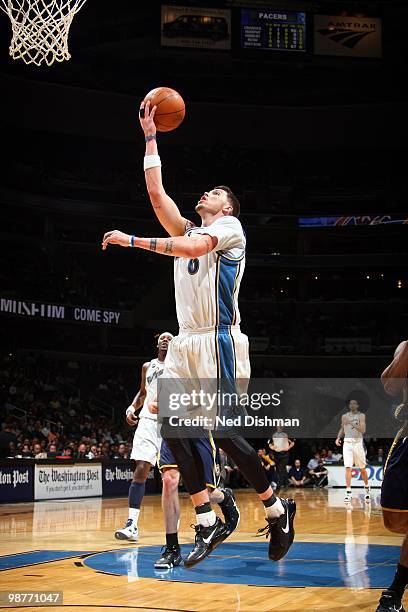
[114,531,138,541]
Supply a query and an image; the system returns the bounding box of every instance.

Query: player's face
[349,399,359,412]
[195,188,231,216]
[158,333,173,352]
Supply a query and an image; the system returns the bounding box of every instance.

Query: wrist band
[126,405,136,415]
[145,134,156,143]
[129,235,136,248]
[144,154,161,171]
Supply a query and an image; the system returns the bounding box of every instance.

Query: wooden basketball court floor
[0,488,403,611]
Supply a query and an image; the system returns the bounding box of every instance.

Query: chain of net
[0,0,87,66]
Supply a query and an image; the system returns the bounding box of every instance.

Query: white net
[0,0,87,66]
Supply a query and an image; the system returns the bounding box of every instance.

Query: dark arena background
[0,1,407,611]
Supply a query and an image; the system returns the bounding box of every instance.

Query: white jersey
[344,411,364,442]
[139,358,165,420]
[174,216,246,330]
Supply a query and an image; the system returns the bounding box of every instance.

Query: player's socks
[114,481,144,540]
[166,532,179,548]
[129,507,140,522]
[344,489,352,502]
[390,564,408,599]
[364,485,371,501]
[263,494,284,518]
[195,501,217,527]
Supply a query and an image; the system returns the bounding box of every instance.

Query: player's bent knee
[162,468,180,492]
[133,460,152,483]
[383,509,408,534]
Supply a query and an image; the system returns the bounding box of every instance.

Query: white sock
[196,509,217,527]
[128,508,140,525]
[265,497,284,519]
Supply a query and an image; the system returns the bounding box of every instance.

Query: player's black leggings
[163,428,270,496]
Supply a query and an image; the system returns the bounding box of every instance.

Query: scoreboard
[241,9,306,52]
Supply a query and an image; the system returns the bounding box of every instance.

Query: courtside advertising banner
[102,462,158,496]
[161,5,231,50]
[35,464,102,500]
[327,464,383,488]
[314,15,382,58]
[0,464,33,502]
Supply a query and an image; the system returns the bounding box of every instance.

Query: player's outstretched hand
[102,230,131,250]
[139,99,157,136]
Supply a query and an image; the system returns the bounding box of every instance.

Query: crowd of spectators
[0,354,136,460]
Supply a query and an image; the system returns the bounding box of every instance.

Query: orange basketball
[143,87,185,132]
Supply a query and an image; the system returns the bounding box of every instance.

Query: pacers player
[115,332,239,569]
[376,341,408,612]
[335,398,371,503]
[102,99,295,567]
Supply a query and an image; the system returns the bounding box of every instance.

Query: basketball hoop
[0,0,87,66]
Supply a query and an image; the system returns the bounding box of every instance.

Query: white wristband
[144,154,161,171]
[126,405,136,415]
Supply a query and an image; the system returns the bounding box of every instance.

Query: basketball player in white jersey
[114,333,174,544]
[335,398,371,503]
[115,332,239,569]
[102,99,295,568]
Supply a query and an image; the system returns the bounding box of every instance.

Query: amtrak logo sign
[314,15,382,57]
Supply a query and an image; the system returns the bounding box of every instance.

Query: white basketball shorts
[130,416,161,465]
[343,440,367,469]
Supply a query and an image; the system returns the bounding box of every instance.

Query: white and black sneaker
[376,589,405,611]
[114,519,139,541]
[184,517,227,568]
[364,486,371,503]
[154,544,182,569]
[219,488,240,537]
[257,498,296,561]
[344,490,352,503]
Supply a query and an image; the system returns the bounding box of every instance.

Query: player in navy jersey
[376,341,408,612]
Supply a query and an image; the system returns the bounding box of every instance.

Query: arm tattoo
[164,240,173,254]
[150,238,157,252]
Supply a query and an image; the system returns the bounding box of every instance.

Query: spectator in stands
[21,443,34,458]
[307,452,320,473]
[47,443,59,458]
[0,423,18,458]
[33,442,47,459]
[323,449,335,464]
[75,442,88,461]
[268,426,295,490]
[87,444,99,459]
[288,459,309,488]
[309,459,329,488]
[369,447,385,464]
[257,447,277,487]
[61,447,73,458]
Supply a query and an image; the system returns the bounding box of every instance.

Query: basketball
[143,87,185,132]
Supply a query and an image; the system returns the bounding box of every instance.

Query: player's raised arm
[139,100,194,237]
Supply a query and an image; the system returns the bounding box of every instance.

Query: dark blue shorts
[158,435,219,489]
[381,435,408,512]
